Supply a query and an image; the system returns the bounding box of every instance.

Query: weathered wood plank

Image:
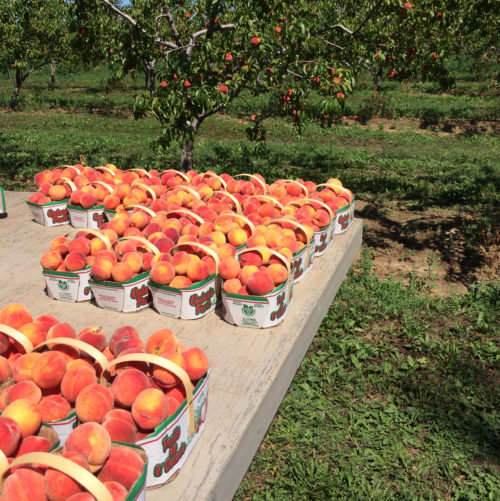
[0,191,362,500]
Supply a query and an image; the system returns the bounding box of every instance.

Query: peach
[48,184,67,201]
[239,250,263,268]
[34,314,59,332]
[131,388,169,430]
[61,365,97,403]
[171,251,191,275]
[77,327,106,351]
[0,355,12,383]
[80,191,98,209]
[12,352,40,382]
[223,278,243,294]
[152,350,187,389]
[111,368,150,408]
[186,260,209,283]
[31,351,67,389]
[39,394,71,422]
[2,399,42,437]
[47,322,77,347]
[2,467,46,501]
[0,415,21,456]
[114,336,145,358]
[102,416,137,444]
[239,265,259,286]
[103,481,128,501]
[219,256,240,280]
[121,251,143,274]
[99,229,118,246]
[97,446,145,490]
[150,260,175,285]
[89,236,108,256]
[108,217,130,237]
[91,258,113,281]
[16,434,51,456]
[64,252,87,271]
[145,329,178,355]
[109,326,139,355]
[111,262,134,283]
[103,193,121,210]
[40,250,63,270]
[227,227,248,247]
[129,210,149,230]
[182,347,209,382]
[267,263,289,285]
[3,380,42,407]
[201,255,217,275]
[246,270,275,296]
[49,236,70,255]
[69,237,92,256]
[29,191,50,204]
[45,450,91,501]
[75,384,114,423]
[18,322,47,347]
[209,230,226,246]
[169,275,193,288]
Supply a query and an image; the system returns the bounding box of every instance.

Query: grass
[235,253,500,500]
[0,58,499,500]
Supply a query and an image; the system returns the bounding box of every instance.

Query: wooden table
[0,191,362,500]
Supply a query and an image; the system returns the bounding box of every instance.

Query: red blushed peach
[131,388,169,430]
[47,322,77,347]
[171,251,191,275]
[246,270,275,296]
[4,380,42,406]
[61,365,97,403]
[77,326,107,351]
[69,237,91,256]
[239,265,259,286]
[102,417,137,444]
[227,227,248,247]
[113,239,136,259]
[18,322,47,347]
[219,256,240,280]
[103,481,128,501]
[201,255,217,275]
[103,193,121,210]
[108,217,130,237]
[153,236,175,254]
[223,278,242,294]
[75,384,113,424]
[187,260,209,283]
[12,352,40,382]
[2,467,46,501]
[16,434,51,456]
[49,236,70,255]
[169,276,193,288]
[64,251,87,271]
[114,336,145,358]
[29,191,50,204]
[129,211,149,230]
[48,184,67,201]
[0,355,12,383]
[182,347,209,382]
[2,399,42,438]
[208,230,226,246]
[31,351,67,389]
[97,446,145,490]
[41,250,63,270]
[0,415,21,456]
[99,229,118,247]
[149,261,175,286]
[152,350,187,389]
[66,493,97,501]
[91,258,113,281]
[267,263,288,285]
[89,236,108,256]
[39,394,71,422]
[121,251,143,274]
[80,191,98,209]
[34,314,59,332]
[111,262,134,283]
[111,368,150,408]
[145,329,178,355]
[216,242,236,260]
[45,450,91,501]
[109,326,139,355]
[163,226,180,243]
[239,250,263,268]
[141,252,154,271]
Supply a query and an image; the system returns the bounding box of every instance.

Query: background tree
[0,0,75,109]
[74,1,498,170]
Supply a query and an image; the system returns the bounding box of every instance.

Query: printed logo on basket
[47,208,69,224]
[130,285,151,308]
[242,304,255,317]
[338,213,349,230]
[57,280,69,291]
[291,259,303,279]
[270,292,286,321]
[317,233,327,252]
[153,426,187,477]
[92,212,105,228]
[189,287,215,316]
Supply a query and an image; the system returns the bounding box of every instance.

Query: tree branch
[162,6,183,48]
[186,24,235,61]
[353,0,384,36]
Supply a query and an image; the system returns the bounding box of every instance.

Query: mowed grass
[1,61,499,500]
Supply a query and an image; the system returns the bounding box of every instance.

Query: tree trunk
[10,69,24,110]
[147,63,155,97]
[376,67,382,92]
[50,62,57,89]
[180,140,194,172]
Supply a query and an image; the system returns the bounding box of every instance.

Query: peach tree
[0,0,76,109]
[75,1,498,170]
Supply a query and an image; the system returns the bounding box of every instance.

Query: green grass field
[1,60,499,500]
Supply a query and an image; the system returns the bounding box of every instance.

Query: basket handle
[101,354,196,438]
[212,190,242,213]
[219,210,255,233]
[286,197,334,222]
[94,166,116,176]
[280,179,308,197]
[90,181,114,194]
[119,235,160,255]
[59,177,77,192]
[128,168,152,178]
[0,450,113,501]
[123,204,157,218]
[130,182,157,201]
[166,209,204,225]
[0,324,33,354]
[200,172,227,190]
[160,169,190,182]
[166,185,201,200]
[248,194,283,209]
[233,173,267,194]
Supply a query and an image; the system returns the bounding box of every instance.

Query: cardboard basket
[101,354,209,488]
[43,266,93,302]
[222,247,293,328]
[26,199,69,226]
[67,204,106,229]
[149,242,220,319]
[0,444,148,501]
[333,204,352,234]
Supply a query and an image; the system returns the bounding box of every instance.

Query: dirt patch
[354,198,499,296]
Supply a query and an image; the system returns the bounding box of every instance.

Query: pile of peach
[0,302,209,442]
[1,422,145,501]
